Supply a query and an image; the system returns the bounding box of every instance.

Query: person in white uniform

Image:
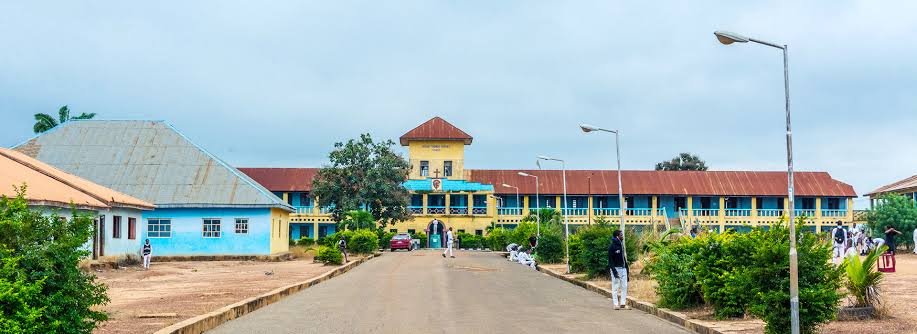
[442,227,454,258]
[517,249,537,270]
[141,239,152,270]
[913,227,917,255]
[831,221,847,262]
[506,243,520,261]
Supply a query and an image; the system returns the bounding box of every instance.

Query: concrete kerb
[509,253,724,334]
[154,253,382,334]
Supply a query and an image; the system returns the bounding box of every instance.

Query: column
[313,196,320,215]
[555,196,561,212]
[587,196,594,224]
[784,197,790,220]
[282,192,289,205]
[468,193,474,215]
[751,197,758,225]
[651,196,658,230]
[687,196,694,220]
[815,197,822,220]
[312,221,318,240]
[445,193,451,215]
[523,196,531,216]
[422,194,429,215]
[718,197,726,231]
[847,198,854,221]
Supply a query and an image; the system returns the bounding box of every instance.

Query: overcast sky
[2,1,916,209]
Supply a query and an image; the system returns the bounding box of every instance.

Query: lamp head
[580,124,598,133]
[517,172,530,177]
[714,30,749,45]
[501,183,513,188]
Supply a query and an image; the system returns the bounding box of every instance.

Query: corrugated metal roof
[866,174,917,196]
[467,170,857,197]
[0,147,154,210]
[399,117,473,146]
[14,120,291,211]
[238,168,319,192]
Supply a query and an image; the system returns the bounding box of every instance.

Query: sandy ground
[544,253,917,334]
[92,256,360,334]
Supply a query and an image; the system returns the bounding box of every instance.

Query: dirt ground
[92,256,361,334]
[544,253,917,334]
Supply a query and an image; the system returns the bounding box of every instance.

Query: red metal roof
[239,168,319,192]
[399,117,473,146]
[866,174,917,196]
[467,170,857,197]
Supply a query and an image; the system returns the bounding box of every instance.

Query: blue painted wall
[141,208,273,256]
[290,223,313,241]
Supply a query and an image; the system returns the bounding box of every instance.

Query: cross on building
[433,169,441,178]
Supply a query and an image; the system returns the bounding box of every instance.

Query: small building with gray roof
[14,120,292,256]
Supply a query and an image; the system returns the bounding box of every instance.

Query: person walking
[141,239,152,270]
[442,227,454,258]
[607,229,629,310]
[831,221,847,261]
[884,225,902,255]
[913,227,917,255]
[337,236,349,263]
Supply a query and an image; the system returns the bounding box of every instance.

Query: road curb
[535,265,724,334]
[153,253,382,334]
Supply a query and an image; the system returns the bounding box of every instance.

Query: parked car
[389,233,413,251]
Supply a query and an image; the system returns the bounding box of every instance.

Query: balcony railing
[294,206,314,214]
[319,206,334,214]
[757,209,784,217]
[498,207,523,216]
[427,206,446,215]
[409,206,423,214]
[725,209,752,217]
[449,206,468,215]
[821,209,847,217]
[472,207,488,215]
[562,208,589,216]
[795,209,816,217]
[593,208,621,216]
[626,208,655,216]
[692,209,718,216]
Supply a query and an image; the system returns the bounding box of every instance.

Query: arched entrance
[427,219,445,249]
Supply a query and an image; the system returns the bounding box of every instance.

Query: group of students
[506,235,540,270]
[830,221,915,261]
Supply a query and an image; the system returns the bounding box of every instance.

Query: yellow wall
[270,208,290,254]
[407,140,466,180]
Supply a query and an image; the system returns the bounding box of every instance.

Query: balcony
[498,207,523,216]
[821,209,847,217]
[319,206,334,214]
[449,206,468,215]
[294,206,314,215]
[561,208,589,216]
[427,206,446,215]
[409,206,423,214]
[794,209,816,217]
[692,209,718,216]
[471,206,488,215]
[757,209,784,217]
[725,209,752,217]
[593,208,621,216]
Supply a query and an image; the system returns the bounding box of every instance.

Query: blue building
[15,120,292,256]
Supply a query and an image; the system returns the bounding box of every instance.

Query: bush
[867,193,917,251]
[567,234,584,272]
[534,223,564,263]
[322,230,354,248]
[379,231,396,250]
[0,187,109,333]
[571,224,614,278]
[297,237,315,247]
[315,246,343,265]
[348,229,379,254]
[692,231,756,318]
[458,232,483,249]
[843,245,886,307]
[411,231,427,248]
[653,247,703,309]
[485,227,510,251]
[510,221,538,247]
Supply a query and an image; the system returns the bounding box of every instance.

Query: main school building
[241,117,858,245]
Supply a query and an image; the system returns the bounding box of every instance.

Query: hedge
[316,246,343,265]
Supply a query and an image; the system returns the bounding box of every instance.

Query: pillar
[847,198,854,221]
[687,196,694,220]
[282,192,289,205]
[468,193,474,215]
[815,197,822,220]
[422,193,429,215]
[313,196,320,215]
[312,221,319,239]
[751,197,758,225]
[651,195,658,230]
[784,197,790,218]
[555,196,561,212]
[718,197,726,231]
[523,196,531,216]
[445,193,451,215]
[587,196,594,224]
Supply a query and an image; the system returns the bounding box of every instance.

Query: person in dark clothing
[607,230,629,310]
[528,235,538,252]
[884,225,902,255]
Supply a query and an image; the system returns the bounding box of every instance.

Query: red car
[389,233,413,251]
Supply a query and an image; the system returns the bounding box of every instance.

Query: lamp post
[501,183,520,217]
[537,155,570,273]
[518,172,540,238]
[714,30,799,334]
[488,195,504,229]
[579,124,627,266]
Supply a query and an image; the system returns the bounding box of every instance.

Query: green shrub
[534,223,564,263]
[567,234,584,272]
[571,224,614,278]
[322,230,354,247]
[867,193,917,251]
[297,237,315,247]
[747,220,842,334]
[458,232,483,249]
[316,246,344,265]
[379,231,396,249]
[0,187,109,333]
[411,231,427,248]
[510,221,538,247]
[348,229,379,254]
[692,231,756,318]
[653,248,703,309]
[485,227,510,251]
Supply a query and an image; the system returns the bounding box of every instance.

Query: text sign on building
[431,179,443,191]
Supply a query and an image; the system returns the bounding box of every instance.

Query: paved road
[210,250,689,334]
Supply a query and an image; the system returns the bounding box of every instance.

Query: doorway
[427,219,445,248]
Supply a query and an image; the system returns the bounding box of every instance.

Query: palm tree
[843,245,887,307]
[33,105,96,133]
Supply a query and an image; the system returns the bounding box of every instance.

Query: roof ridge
[0,149,115,209]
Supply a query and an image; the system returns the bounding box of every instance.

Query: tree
[0,186,109,333]
[866,193,917,251]
[655,152,708,171]
[311,134,412,228]
[33,105,97,133]
[337,210,376,231]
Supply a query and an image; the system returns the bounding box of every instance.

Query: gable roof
[399,117,473,146]
[866,174,917,197]
[468,170,857,197]
[0,147,154,210]
[238,168,319,192]
[14,120,291,211]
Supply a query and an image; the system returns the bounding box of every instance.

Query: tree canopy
[655,152,709,171]
[311,134,412,228]
[33,105,97,133]
[866,193,917,250]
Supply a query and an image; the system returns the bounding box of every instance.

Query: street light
[715,29,800,334]
[579,124,627,267]
[501,183,520,217]
[518,172,540,238]
[537,155,570,273]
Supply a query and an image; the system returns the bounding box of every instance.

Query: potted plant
[838,245,887,320]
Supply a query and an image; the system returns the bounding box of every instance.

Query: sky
[2,1,916,209]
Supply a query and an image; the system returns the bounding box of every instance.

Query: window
[458,229,465,234]
[444,161,453,177]
[203,219,221,238]
[148,219,172,238]
[235,218,249,234]
[300,193,310,206]
[128,218,136,240]
[408,229,416,235]
[390,229,398,233]
[112,216,122,239]
[420,161,429,177]
[318,226,328,238]
[475,229,483,236]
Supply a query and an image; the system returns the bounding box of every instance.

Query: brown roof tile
[399,117,473,146]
